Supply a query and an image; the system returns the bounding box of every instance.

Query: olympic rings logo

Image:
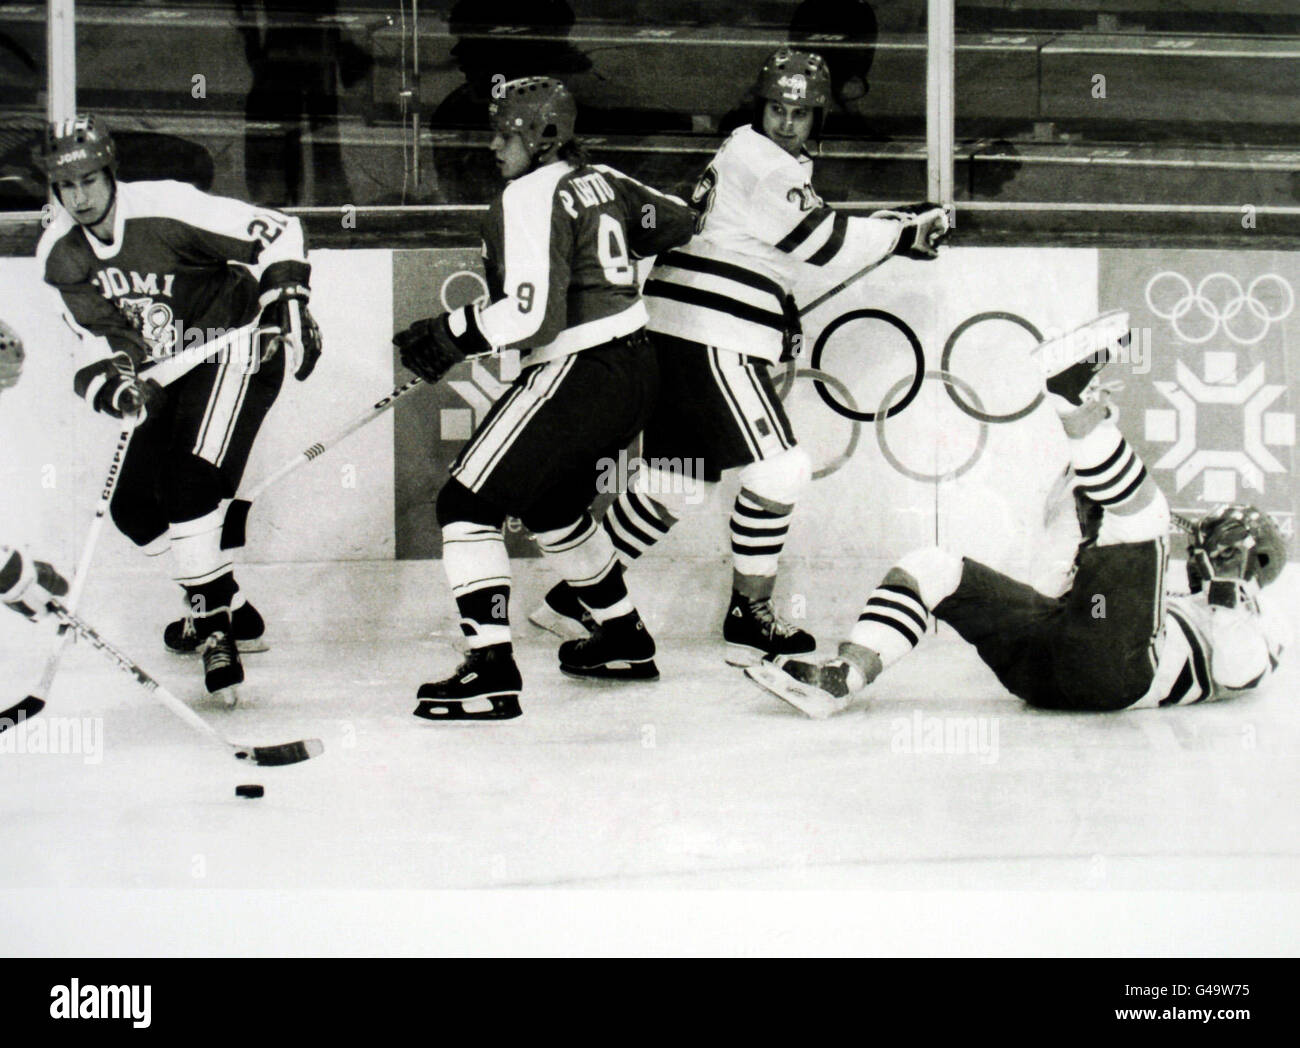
[779,310,1047,482]
[1144,271,1294,346]
[439,269,490,314]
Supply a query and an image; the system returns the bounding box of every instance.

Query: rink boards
[1,245,1294,610]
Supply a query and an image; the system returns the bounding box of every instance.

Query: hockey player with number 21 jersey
[35,115,322,706]
[532,48,950,667]
[393,77,697,720]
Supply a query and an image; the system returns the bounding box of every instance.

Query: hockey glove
[0,545,69,621]
[257,260,321,381]
[394,305,493,383]
[879,202,950,260]
[0,319,24,390]
[73,353,163,421]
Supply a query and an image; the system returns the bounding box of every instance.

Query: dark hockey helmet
[755,48,833,110]
[1186,504,1287,592]
[34,114,117,181]
[489,77,577,157]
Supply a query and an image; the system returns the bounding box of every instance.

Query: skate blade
[1034,309,1131,370]
[560,659,659,682]
[413,693,522,721]
[209,684,240,710]
[168,637,268,656]
[744,663,848,720]
[724,641,816,668]
[528,605,591,641]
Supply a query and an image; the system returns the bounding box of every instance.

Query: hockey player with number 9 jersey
[393,77,696,719]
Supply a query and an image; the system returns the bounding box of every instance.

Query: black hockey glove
[1,545,69,621]
[257,260,321,381]
[886,202,950,260]
[779,292,804,363]
[394,315,466,383]
[73,353,163,421]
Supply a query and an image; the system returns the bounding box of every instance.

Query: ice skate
[414,643,523,720]
[723,593,815,667]
[200,630,243,709]
[559,610,659,681]
[528,581,595,641]
[166,600,267,654]
[1037,309,1130,406]
[745,654,857,720]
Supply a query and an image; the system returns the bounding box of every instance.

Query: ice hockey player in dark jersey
[746,317,1290,718]
[35,115,322,706]
[530,48,950,667]
[393,77,696,720]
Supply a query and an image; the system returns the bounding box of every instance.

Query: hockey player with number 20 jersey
[532,48,950,668]
[393,77,696,720]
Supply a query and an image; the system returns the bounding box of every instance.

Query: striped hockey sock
[1070,424,1148,512]
[601,488,676,565]
[847,573,931,669]
[730,488,792,598]
[442,520,512,648]
[535,514,634,623]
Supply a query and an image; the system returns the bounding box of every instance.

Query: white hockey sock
[601,466,683,565]
[535,515,634,622]
[169,509,235,617]
[442,520,512,648]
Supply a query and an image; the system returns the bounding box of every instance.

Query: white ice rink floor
[3,560,1299,955]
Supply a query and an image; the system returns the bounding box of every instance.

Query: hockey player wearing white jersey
[36,116,322,704]
[393,78,697,719]
[746,326,1289,718]
[531,48,949,667]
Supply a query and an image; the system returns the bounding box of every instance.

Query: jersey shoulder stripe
[1166,605,1212,703]
[36,212,83,279]
[657,249,786,299]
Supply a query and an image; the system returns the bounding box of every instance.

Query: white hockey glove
[0,545,69,621]
[257,260,321,381]
[0,319,24,391]
[875,202,951,260]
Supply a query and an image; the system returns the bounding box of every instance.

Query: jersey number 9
[596,214,635,287]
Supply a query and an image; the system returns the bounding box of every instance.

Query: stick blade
[220,499,252,550]
[0,696,46,734]
[234,737,324,766]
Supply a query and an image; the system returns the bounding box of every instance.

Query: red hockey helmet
[489,77,577,157]
[34,114,118,181]
[1187,504,1287,591]
[755,48,833,110]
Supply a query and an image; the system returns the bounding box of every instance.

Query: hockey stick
[0,425,134,733]
[38,599,323,766]
[796,207,952,318]
[144,321,260,389]
[221,374,427,549]
[797,254,893,318]
[220,349,498,550]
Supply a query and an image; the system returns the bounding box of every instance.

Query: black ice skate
[527,581,596,641]
[745,654,856,720]
[558,610,659,681]
[723,593,816,667]
[413,643,523,721]
[166,601,267,654]
[200,630,244,709]
[1039,309,1130,406]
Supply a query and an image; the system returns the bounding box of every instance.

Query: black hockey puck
[235,784,265,799]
